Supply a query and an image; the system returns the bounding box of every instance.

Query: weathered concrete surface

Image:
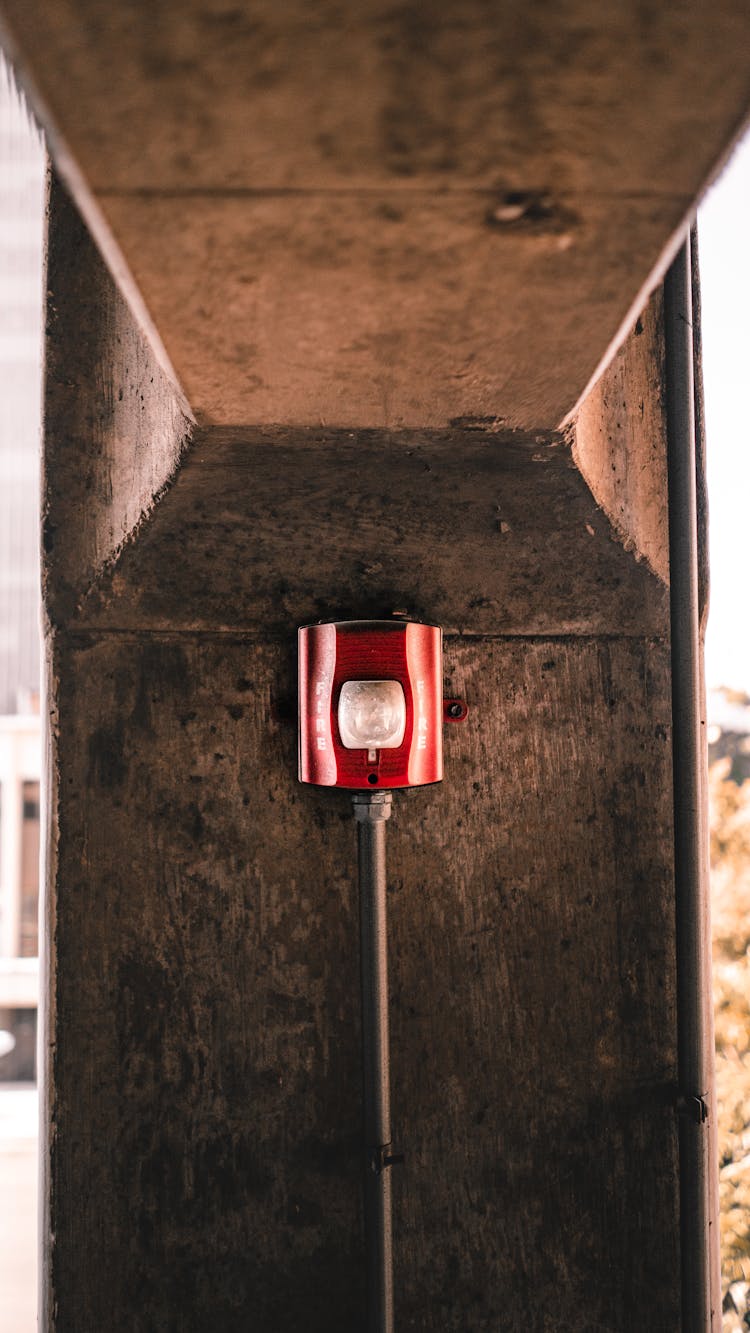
[2,1,745,196]
[79,426,669,639]
[48,629,678,1332]
[43,178,193,624]
[84,189,686,430]
[574,286,670,582]
[2,0,749,425]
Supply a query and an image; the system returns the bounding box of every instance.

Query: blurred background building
[0,60,43,1087]
[0,59,44,1333]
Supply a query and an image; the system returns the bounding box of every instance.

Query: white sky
[698,131,750,694]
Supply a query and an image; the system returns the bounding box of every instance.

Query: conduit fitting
[353,791,393,822]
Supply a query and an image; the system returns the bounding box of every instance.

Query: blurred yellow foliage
[711,760,750,1325]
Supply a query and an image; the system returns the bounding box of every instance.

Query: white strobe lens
[338,680,406,750]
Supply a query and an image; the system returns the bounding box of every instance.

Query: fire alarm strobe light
[298,618,443,788]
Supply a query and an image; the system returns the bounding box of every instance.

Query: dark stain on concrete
[87,719,126,788]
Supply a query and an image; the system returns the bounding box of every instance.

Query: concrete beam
[2,0,748,427]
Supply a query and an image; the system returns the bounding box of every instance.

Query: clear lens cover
[338,679,406,750]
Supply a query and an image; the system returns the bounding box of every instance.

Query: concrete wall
[42,176,683,1331]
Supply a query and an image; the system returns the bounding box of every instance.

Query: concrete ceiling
[2,0,749,428]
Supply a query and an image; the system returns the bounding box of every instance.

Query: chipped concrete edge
[569,285,671,588]
[570,425,669,587]
[76,412,196,612]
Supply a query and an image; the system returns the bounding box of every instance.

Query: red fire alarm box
[298,619,443,789]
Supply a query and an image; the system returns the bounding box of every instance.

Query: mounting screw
[443,698,469,723]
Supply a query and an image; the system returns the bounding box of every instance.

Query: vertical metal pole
[352,790,395,1333]
[665,234,715,1332]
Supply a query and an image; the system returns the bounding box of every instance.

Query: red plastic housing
[298,619,443,789]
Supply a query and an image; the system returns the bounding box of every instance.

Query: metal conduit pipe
[664,234,717,1331]
[353,790,397,1333]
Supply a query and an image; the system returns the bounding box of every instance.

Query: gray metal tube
[665,234,715,1332]
[353,790,394,1333]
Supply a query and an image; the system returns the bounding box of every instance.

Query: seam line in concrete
[56,628,670,645]
[94,186,693,203]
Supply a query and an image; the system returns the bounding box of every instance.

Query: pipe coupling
[352,791,393,823]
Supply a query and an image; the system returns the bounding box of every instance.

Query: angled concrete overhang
[1,0,749,430]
